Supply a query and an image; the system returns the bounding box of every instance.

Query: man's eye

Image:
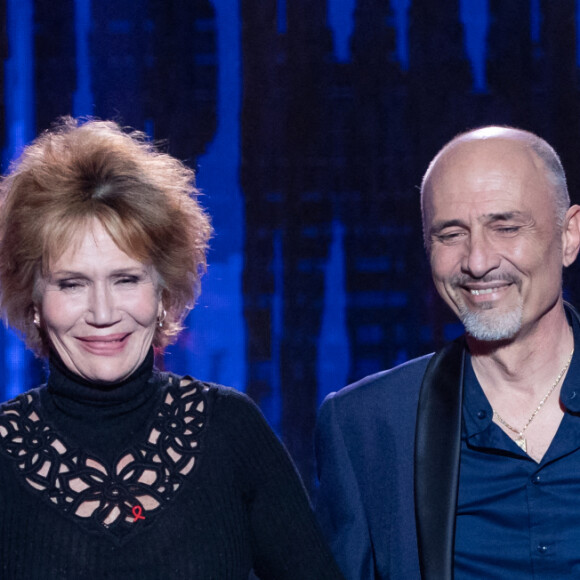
[495,226,520,234]
[435,231,464,243]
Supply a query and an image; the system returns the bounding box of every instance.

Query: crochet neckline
[0,373,209,543]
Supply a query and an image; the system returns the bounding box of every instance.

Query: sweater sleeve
[213,388,345,580]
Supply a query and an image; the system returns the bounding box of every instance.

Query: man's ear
[562,205,580,267]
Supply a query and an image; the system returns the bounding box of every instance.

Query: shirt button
[569,391,577,401]
[477,410,487,419]
[532,474,541,484]
[537,544,548,554]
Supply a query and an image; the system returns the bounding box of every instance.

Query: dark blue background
[1,0,579,487]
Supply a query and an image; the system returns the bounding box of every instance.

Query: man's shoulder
[325,353,434,408]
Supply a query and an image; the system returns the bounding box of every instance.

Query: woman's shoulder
[156,370,260,414]
[156,372,275,448]
[0,385,45,416]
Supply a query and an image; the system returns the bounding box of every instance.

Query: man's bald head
[421,127,570,250]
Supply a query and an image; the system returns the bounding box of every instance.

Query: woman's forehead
[45,218,149,273]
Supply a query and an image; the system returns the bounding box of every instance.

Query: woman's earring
[33,312,40,327]
[157,309,167,328]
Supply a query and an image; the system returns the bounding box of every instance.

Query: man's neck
[467,301,574,398]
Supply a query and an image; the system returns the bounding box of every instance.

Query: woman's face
[39,219,162,383]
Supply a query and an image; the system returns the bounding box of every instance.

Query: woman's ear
[33,306,41,328]
[157,300,167,328]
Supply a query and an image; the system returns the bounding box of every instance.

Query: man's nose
[461,233,500,278]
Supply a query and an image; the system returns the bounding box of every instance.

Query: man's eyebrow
[482,211,526,222]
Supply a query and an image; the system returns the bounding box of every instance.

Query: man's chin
[459,307,523,342]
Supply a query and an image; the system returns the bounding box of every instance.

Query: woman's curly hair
[0,117,212,355]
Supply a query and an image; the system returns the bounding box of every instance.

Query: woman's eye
[116,276,139,285]
[57,280,82,290]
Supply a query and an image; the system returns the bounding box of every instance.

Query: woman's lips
[76,333,130,355]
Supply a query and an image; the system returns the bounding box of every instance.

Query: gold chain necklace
[492,349,574,453]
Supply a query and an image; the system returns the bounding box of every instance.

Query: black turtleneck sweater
[0,352,344,579]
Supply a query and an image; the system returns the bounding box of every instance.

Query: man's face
[423,137,565,342]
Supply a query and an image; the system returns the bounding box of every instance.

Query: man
[315,127,580,579]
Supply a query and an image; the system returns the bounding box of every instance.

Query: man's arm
[315,394,376,580]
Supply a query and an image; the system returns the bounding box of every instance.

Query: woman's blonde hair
[0,117,212,355]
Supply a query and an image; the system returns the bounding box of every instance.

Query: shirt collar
[463,303,580,439]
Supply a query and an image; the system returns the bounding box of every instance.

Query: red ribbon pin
[132,505,145,522]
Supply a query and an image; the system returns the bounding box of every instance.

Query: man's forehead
[422,137,559,228]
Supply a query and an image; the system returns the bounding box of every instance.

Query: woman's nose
[87,284,118,326]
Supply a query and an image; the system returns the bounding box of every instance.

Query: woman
[0,118,344,579]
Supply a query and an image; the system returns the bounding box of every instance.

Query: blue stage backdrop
[1,0,580,487]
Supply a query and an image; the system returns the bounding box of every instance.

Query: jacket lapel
[414,337,465,580]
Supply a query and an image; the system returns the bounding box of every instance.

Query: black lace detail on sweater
[0,375,207,540]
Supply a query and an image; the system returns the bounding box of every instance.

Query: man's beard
[457,300,523,341]
[451,273,523,341]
